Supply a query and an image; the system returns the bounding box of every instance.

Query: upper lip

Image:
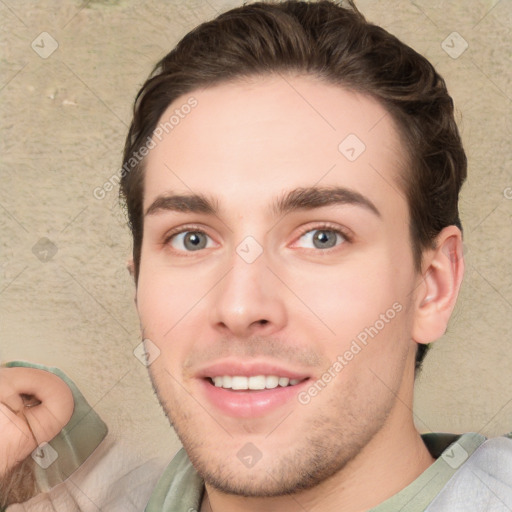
[195,359,311,380]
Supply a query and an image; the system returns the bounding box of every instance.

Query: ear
[127,258,135,279]
[412,226,465,345]
[126,258,138,305]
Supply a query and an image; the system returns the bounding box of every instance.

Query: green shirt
[145,431,495,512]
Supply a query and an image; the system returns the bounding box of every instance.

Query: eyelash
[163,224,211,246]
[293,222,352,250]
[163,222,352,254]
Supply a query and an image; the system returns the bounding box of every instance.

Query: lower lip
[199,379,310,418]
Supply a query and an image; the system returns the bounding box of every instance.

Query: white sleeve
[7,435,167,512]
[426,436,512,512]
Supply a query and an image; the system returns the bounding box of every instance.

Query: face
[136,75,421,496]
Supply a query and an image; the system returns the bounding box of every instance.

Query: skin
[0,366,74,476]
[135,74,464,512]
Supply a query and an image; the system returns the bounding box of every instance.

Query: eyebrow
[144,186,381,219]
[145,193,217,216]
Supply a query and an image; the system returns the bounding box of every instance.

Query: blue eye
[169,231,213,251]
[296,228,346,250]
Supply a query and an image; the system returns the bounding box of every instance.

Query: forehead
[143,74,407,219]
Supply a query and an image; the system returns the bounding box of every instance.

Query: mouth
[196,362,312,418]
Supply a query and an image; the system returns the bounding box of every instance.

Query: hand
[0,366,74,476]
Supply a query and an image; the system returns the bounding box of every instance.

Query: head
[120,0,466,500]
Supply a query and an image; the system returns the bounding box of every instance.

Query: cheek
[289,259,404,335]
[287,254,413,382]
[136,262,217,379]
[136,263,203,335]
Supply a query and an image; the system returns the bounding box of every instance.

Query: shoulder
[145,448,204,512]
[427,433,512,512]
[469,433,512,479]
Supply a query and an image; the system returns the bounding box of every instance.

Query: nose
[209,245,287,339]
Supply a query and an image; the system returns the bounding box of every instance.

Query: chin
[180,429,358,499]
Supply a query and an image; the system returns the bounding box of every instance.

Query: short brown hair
[120,0,467,371]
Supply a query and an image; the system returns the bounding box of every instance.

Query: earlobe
[412,226,465,344]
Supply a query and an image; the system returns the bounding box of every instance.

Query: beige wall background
[1,0,511,463]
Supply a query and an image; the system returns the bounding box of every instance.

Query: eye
[295,225,348,250]
[167,230,214,252]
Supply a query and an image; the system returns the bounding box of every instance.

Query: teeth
[248,375,266,390]
[211,375,303,390]
[265,375,279,389]
[232,376,248,390]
